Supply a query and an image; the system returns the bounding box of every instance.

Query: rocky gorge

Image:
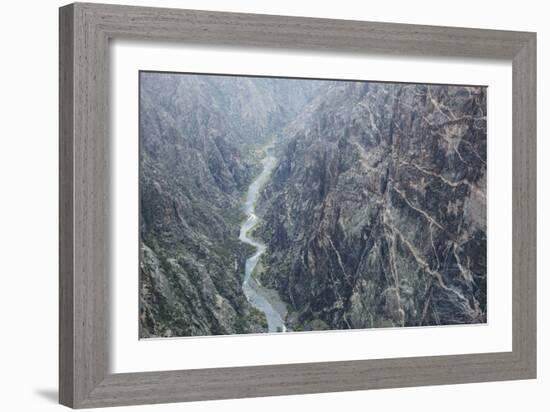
[139,73,487,337]
[139,72,324,337]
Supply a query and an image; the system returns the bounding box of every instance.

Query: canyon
[139,73,487,337]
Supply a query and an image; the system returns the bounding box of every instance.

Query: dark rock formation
[256,81,487,331]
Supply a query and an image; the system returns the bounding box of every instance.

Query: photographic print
[139,72,487,338]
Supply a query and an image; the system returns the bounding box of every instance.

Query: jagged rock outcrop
[257,81,487,331]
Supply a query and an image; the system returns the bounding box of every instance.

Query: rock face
[139,72,325,337]
[256,81,487,331]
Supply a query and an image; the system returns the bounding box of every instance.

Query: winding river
[239,151,287,333]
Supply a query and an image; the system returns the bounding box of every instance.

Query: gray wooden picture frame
[59,2,537,409]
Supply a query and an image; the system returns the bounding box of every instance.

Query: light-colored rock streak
[398,160,466,188]
[328,236,351,283]
[453,243,473,284]
[427,88,456,121]
[397,160,486,206]
[386,218,482,321]
[391,185,445,231]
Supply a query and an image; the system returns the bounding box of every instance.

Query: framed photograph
[59,2,536,408]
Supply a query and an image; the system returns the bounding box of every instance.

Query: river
[239,151,287,333]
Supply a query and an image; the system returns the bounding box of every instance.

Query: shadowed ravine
[239,150,287,333]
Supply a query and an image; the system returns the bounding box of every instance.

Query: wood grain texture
[59,2,537,408]
[59,4,74,406]
[512,35,537,374]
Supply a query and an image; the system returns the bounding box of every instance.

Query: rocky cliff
[256,81,487,331]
